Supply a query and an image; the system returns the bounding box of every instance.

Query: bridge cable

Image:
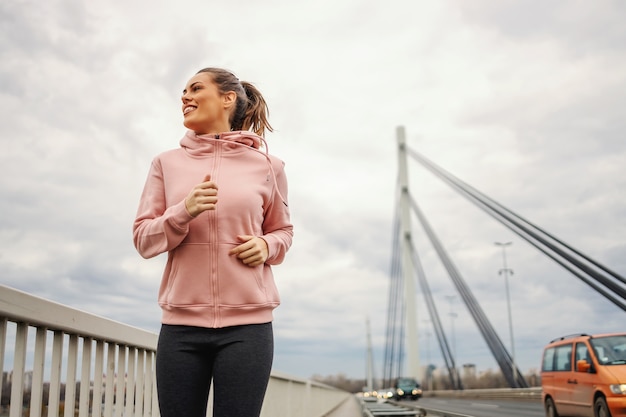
[406,150,625,286]
[408,194,528,388]
[383,193,406,388]
[406,147,626,311]
[406,235,464,389]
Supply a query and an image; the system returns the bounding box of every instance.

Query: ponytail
[239,82,273,137]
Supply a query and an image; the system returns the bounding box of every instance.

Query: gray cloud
[0,0,624,380]
[457,1,626,55]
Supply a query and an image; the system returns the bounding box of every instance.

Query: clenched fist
[185,174,218,217]
[229,235,269,267]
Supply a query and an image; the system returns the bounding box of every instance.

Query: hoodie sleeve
[262,157,294,265]
[133,158,195,259]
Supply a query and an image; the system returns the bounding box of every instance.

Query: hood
[180,130,263,156]
[179,129,288,207]
[603,364,626,383]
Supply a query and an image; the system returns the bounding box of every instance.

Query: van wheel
[545,397,559,417]
[594,397,612,417]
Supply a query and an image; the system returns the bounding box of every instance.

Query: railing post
[79,338,93,417]
[64,333,79,417]
[126,347,137,417]
[135,349,146,417]
[10,322,27,417]
[115,345,126,417]
[93,340,105,417]
[48,331,64,417]
[31,327,47,417]
[104,343,116,416]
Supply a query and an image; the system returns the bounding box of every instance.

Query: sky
[1,0,625,382]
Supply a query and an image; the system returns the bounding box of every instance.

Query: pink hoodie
[133,130,293,328]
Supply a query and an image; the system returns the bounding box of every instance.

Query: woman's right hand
[185,174,218,217]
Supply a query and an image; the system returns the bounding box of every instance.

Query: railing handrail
[0,284,157,350]
[425,387,542,400]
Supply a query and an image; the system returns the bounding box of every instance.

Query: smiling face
[181,72,236,135]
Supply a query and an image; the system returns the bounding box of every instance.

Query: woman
[133,67,293,417]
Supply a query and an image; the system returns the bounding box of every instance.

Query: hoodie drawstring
[194,133,288,207]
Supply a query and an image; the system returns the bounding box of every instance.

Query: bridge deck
[325,395,362,417]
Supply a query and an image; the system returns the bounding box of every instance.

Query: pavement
[324,395,362,417]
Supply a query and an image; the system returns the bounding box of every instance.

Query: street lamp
[449,312,457,364]
[495,241,517,387]
[422,320,432,365]
[445,295,457,366]
[422,320,433,390]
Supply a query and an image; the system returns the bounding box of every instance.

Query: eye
[192,85,202,92]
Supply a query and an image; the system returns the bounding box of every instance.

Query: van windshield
[590,335,626,365]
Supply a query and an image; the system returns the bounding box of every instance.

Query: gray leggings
[156,322,273,417]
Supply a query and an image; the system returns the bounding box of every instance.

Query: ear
[222,91,237,110]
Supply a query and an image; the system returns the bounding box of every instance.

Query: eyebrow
[182,81,202,94]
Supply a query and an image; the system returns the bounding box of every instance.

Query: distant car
[393,377,423,401]
[541,332,626,417]
[377,388,395,400]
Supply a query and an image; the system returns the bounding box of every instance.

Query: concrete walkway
[324,395,362,417]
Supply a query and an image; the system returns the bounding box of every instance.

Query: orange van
[541,333,626,417]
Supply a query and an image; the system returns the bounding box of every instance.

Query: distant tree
[2,380,10,406]
[525,369,541,387]
[22,386,31,407]
[311,374,366,393]
[310,367,541,394]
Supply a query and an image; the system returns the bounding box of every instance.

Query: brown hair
[196,67,273,137]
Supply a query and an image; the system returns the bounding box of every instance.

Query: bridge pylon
[396,125,421,381]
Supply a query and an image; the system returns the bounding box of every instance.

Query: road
[401,397,544,417]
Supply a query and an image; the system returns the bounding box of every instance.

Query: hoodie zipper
[210,141,221,327]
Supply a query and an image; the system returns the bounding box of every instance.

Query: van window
[575,342,592,368]
[542,347,555,371]
[555,344,573,371]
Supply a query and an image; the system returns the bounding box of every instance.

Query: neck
[191,120,231,135]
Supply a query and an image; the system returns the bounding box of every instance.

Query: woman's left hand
[229,235,269,267]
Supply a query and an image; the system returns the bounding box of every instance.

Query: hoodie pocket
[160,244,213,307]
[216,244,273,307]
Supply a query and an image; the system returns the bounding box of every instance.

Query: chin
[183,119,199,132]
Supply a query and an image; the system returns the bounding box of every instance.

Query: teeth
[184,106,196,114]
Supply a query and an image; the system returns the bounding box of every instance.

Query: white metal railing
[0,284,349,417]
[424,387,542,400]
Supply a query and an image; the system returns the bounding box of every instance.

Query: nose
[181,92,191,103]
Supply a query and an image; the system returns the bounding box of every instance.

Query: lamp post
[422,320,433,390]
[495,241,517,387]
[422,320,432,366]
[445,295,457,366]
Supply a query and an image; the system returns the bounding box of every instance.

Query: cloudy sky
[1,0,625,382]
